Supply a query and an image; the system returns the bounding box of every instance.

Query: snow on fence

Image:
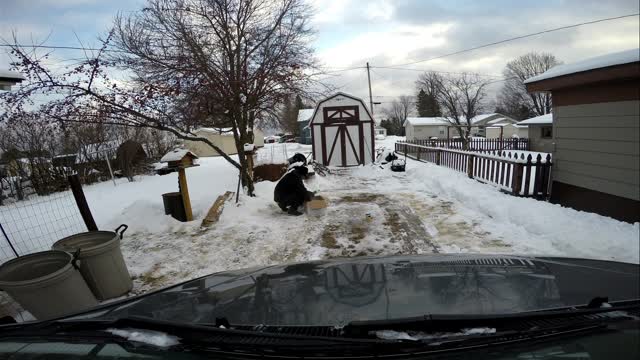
[408,138,530,151]
[396,142,552,199]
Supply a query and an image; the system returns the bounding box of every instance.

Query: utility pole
[366,62,374,117]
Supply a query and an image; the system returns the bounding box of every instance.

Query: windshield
[71,256,639,326]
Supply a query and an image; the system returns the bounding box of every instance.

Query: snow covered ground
[1,136,638,297]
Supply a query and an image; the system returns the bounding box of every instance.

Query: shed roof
[403,113,509,127]
[525,48,639,84]
[517,113,553,126]
[309,92,374,125]
[297,108,315,122]
[404,117,449,126]
[0,70,25,81]
[487,123,527,128]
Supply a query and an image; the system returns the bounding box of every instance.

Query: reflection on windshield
[87,256,567,326]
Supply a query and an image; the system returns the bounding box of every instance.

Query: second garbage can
[52,225,132,300]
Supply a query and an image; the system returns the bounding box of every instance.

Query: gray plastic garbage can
[0,250,98,320]
[52,225,132,300]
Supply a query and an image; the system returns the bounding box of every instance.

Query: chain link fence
[0,172,88,322]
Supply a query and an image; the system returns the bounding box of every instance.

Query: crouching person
[274,166,314,216]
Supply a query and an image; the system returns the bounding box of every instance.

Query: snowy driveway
[118,150,640,295]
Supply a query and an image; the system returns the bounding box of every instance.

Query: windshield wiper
[1,302,638,357]
[342,300,640,338]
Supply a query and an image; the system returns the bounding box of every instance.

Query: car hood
[75,254,640,326]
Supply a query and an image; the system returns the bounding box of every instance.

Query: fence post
[436,149,441,165]
[512,161,524,196]
[417,146,421,161]
[467,154,475,178]
[67,174,98,231]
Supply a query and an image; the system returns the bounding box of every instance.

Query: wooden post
[178,168,193,221]
[500,126,504,150]
[436,149,441,165]
[417,146,421,161]
[467,154,474,178]
[104,153,116,186]
[68,174,98,231]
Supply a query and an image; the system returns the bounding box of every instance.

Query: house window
[541,126,552,139]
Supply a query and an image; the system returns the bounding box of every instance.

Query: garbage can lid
[52,231,119,257]
[0,250,74,286]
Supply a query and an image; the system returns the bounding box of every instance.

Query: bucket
[52,225,132,300]
[305,195,328,217]
[0,250,98,320]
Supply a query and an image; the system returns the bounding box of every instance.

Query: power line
[388,13,639,67]
[371,66,503,77]
[0,43,126,53]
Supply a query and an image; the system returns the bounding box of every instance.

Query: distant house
[374,126,387,139]
[404,113,517,140]
[182,128,264,157]
[0,70,24,91]
[404,117,449,140]
[485,123,529,139]
[516,113,553,153]
[471,114,518,137]
[524,48,639,223]
[297,108,315,144]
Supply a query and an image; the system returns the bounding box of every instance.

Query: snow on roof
[517,113,553,126]
[404,117,450,126]
[487,123,527,128]
[195,127,234,136]
[487,118,510,125]
[297,108,315,122]
[524,48,640,84]
[470,113,497,123]
[76,140,120,164]
[0,70,25,80]
[160,148,198,162]
[404,114,505,127]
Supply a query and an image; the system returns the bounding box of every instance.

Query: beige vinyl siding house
[524,48,639,223]
[485,124,529,139]
[183,128,264,157]
[404,114,517,140]
[404,117,449,140]
[517,113,554,153]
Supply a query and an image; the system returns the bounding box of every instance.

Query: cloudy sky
[1,0,639,111]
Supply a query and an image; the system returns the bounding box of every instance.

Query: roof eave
[525,62,640,93]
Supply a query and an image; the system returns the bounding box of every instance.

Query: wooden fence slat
[523,155,532,197]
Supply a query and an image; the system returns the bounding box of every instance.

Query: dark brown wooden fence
[407,138,529,151]
[396,142,552,199]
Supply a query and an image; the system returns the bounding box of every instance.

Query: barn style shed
[310,92,375,167]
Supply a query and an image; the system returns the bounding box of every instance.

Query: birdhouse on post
[159,149,199,222]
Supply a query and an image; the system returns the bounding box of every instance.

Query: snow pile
[375,328,496,341]
[106,328,180,347]
[378,160,639,263]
